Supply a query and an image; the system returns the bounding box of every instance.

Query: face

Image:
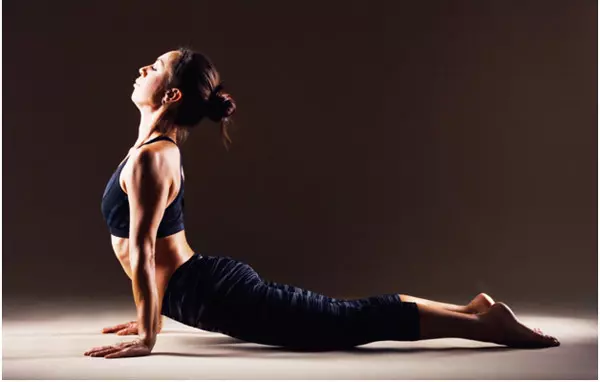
[131,50,181,108]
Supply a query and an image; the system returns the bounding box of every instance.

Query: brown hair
[160,47,237,150]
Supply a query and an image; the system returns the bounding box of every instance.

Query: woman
[85,48,560,358]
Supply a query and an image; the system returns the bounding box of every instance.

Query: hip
[160,253,262,327]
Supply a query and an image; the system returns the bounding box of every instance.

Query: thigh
[261,279,344,304]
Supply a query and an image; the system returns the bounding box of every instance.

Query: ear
[162,88,182,105]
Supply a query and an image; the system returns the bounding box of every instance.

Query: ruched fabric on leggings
[161,253,421,350]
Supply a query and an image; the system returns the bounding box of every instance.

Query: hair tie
[209,83,225,100]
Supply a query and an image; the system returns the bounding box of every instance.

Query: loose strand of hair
[221,118,233,151]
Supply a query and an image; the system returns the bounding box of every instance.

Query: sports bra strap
[141,135,177,146]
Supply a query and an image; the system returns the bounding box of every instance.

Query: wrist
[140,335,157,349]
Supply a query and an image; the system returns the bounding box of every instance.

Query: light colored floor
[3,298,597,379]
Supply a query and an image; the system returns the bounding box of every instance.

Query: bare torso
[110,142,195,310]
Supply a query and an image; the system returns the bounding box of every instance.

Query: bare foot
[465,293,495,314]
[479,302,560,348]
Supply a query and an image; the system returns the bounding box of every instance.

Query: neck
[135,105,175,147]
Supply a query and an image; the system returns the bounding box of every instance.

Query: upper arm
[125,148,172,263]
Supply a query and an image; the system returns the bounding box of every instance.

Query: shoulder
[134,141,179,169]
[126,142,179,186]
[131,146,166,174]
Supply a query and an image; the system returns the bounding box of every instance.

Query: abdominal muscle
[110,230,195,313]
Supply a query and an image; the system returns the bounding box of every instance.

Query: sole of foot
[480,302,560,348]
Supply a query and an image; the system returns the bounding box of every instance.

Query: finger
[84,340,131,356]
[102,324,128,333]
[102,324,125,332]
[104,348,134,358]
[117,329,136,336]
[87,340,135,357]
[84,345,114,355]
[85,345,117,357]
[105,346,148,359]
[105,321,136,332]
[89,347,121,358]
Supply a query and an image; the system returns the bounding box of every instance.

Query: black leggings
[161,253,421,350]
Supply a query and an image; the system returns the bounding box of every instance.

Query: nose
[138,65,149,76]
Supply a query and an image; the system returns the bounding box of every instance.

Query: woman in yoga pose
[85,48,560,358]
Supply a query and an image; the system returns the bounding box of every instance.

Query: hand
[102,318,163,335]
[102,320,138,336]
[84,338,152,358]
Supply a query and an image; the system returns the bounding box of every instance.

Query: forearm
[122,262,163,331]
[131,250,160,349]
[118,261,163,331]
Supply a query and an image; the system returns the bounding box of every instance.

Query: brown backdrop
[3,0,597,311]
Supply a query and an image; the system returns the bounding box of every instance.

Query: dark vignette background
[3,0,597,312]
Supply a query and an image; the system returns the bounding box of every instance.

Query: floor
[3,297,597,379]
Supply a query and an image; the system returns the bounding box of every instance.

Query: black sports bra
[100,136,185,238]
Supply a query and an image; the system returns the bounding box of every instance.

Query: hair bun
[206,86,236,122]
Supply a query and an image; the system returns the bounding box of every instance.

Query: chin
[131,92,143,104]
[130,96,154,110]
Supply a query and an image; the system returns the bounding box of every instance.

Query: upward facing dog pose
[85,47,560,359]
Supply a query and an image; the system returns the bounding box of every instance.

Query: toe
[542,333,560,345]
